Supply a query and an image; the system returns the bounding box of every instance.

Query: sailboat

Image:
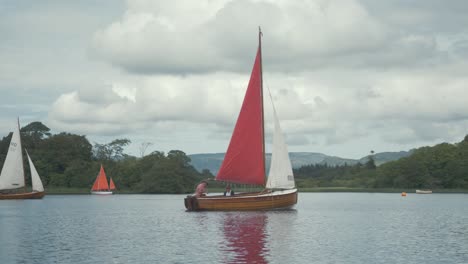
[91,165,114,195]
[185,29,298,211]
[0,119,45,200]
[415,189,432,194]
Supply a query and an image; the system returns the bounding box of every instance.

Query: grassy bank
[45,187,90,194]
[45,187,147,194]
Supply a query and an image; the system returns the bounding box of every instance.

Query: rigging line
[264,80,279,117]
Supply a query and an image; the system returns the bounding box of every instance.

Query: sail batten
[216,45,265,186]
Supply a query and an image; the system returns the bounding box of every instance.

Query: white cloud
[3,0,468,159]
[90,0,393,74]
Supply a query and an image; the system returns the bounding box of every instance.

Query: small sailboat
[0,119,45,200]
[416,189,432,194]
[185,28,298,211]
[91,165,113,195]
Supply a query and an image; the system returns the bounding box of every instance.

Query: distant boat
[91,165,114,195]
[416,190,432,194]
[184,28,297,211]
[0,119,45,199]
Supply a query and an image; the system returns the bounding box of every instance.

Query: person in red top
[194,181,208,197]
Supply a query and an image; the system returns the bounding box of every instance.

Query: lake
[1,193,467,263]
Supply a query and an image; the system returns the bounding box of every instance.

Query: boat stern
[184,195,199,211]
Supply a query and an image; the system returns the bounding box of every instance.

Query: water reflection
[221,213,269,264]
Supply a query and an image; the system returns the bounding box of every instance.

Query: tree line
[294,135,468,190]
[1,121,467,193]
[0,122,210,193]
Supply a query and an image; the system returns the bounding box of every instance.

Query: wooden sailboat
[91,165,113,195]
[185,29,298,211]
[0,119,45,200]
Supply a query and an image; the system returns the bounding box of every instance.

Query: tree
[365,150,376,170]
[35,133,94,186]
[21,122,51,139]
[94,138,131,161]
[139,142,153,157]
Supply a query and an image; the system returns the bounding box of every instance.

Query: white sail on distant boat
[416,190,432,194]
[26,150,45,193]
[0,118,45,199]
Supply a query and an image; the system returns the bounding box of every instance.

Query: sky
[1,0,468,159]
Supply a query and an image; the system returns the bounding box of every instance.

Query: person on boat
[194,181,208,197]
[224,185,234,196]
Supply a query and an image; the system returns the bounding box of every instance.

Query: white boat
[0,118,45,199]
[416,190,432,194]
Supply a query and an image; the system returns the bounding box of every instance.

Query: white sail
[26,151,44,192]
[266,107,295,189]
[0,120,25,190]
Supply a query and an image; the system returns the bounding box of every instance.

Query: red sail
[91,165,109,191]
[216,46,265,185]
[109,178,116,190]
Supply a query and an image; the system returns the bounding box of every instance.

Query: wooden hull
[0,191,45,200]
[185,189,298,211]
[91,191,113,195]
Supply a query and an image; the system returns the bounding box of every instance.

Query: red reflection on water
[221,213,269,264]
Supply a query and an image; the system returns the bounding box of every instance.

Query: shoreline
[43,187,468,195]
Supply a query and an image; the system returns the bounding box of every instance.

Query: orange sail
[109,178,116,190]
[91,165,109,191]
[216,43,265,186]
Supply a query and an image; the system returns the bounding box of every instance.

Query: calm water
[1,193,467,264]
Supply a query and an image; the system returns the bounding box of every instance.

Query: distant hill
[188,151,412,174]
[358,151,413,166]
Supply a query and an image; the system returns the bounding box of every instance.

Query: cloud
[4,0,468,159]
[89,0,395,74]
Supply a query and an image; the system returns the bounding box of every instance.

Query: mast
[259,27,266,185]
[18,117,26,193]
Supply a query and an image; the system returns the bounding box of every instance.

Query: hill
[188,151,411,174]
[358,151,413,166]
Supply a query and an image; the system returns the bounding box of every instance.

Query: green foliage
[0,122,206,194]
[2,121,467,193]
[93,138,131,161]
[21,121,51,139]
[295,136,468,190]
[136,150,203,193]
